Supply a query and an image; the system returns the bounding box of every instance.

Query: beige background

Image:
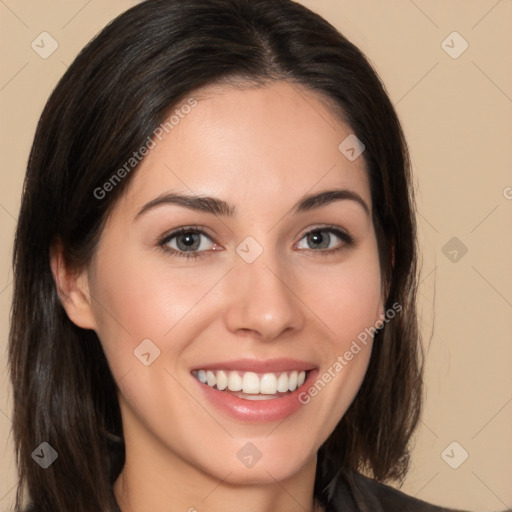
[1,1,511,510]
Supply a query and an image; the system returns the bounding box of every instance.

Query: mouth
[189,358,318,422]
[191,369,310,400]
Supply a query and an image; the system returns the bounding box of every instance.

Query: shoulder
[327,469,471,512]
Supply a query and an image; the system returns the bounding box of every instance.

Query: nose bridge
[223,237,304,340]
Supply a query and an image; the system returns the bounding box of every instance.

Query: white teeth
[288,370,298,391]
[206,370,216,387]
[216,370,228,390]
[193,369,308,395]
[227,371,242,391]
[260,373,278,394]
[242,372,260,394]
[276,373,289,392]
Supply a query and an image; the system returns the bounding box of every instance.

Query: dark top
[322,467,472,511]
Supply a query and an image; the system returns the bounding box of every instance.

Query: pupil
[179,233,198,250]
[309,231,328,249]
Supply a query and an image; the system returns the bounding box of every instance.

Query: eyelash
[157,225,354,260]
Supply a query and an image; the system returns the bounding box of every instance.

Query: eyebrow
[134,188,370,221]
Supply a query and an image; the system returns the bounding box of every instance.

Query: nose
[222,246,305,341]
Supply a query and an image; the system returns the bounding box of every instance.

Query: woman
[8,0,473,511]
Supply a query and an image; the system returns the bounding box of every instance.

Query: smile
[190,358,318,421]
[192,369,308,399]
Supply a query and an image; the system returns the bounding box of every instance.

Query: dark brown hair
[9,0,422,510]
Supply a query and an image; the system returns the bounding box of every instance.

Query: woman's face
[76,80,385,484]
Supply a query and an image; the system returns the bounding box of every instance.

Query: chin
[196,438,318,485]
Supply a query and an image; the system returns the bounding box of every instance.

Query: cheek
[307,240,383,345]
[88,244,233,391]
[297,239,382,420]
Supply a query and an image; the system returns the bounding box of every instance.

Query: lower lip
[192,369,319,423]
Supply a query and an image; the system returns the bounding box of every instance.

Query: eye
[158,225,353,260]
[158,227,218,260]
[295,226,353,254]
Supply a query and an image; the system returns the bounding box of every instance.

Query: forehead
[115,80,370,218]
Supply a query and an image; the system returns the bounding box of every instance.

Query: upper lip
[190,358,317,374]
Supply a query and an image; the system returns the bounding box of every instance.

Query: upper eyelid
[159,225,213,241]
[297,224,349,238]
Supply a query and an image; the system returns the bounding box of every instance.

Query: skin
[52,80,385,512]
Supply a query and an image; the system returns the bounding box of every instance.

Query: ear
[50,239,97,330]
